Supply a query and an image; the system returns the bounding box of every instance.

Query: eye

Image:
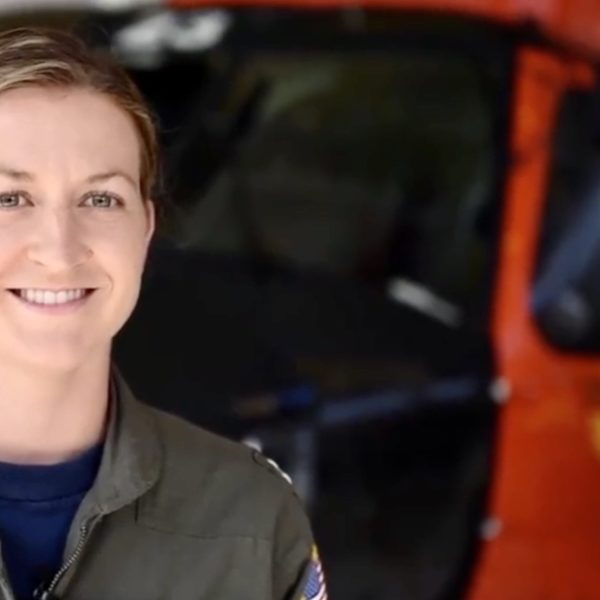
[0,192,29,209]
[81,191,123,209]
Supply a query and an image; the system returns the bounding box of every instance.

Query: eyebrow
[85,171,139,191]
[0,166,34,181]
[0,167,138,190]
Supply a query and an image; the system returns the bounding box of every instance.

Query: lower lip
[7,290,96,315]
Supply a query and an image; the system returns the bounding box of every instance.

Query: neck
[0,352,111,465]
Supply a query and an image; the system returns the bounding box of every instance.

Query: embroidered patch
[301,545,327,600]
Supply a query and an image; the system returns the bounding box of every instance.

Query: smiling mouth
[7,288,96,306]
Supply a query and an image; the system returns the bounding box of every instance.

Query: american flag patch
[301,545,327,600]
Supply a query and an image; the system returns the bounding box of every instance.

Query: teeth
[16,289,86,305]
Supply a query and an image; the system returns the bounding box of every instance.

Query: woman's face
[0,85,154,371]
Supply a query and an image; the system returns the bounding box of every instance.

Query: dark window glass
[177,53,495,323]
[534,84,600,351]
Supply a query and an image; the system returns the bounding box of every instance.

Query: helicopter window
[170,52,498,329]
[534,85,600,351]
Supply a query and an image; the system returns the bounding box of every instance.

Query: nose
[26,206,92,272]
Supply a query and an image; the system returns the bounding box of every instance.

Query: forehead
[0,85,140,180]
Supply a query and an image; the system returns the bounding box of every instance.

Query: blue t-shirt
[0,444,102,600]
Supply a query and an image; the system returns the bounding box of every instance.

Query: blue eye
[81,192,122,208]
[0,192,28,208]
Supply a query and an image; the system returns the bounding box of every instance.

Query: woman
[0,27,325,600]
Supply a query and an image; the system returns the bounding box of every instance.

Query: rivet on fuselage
[480,516,503,540]
[489,377,511,405]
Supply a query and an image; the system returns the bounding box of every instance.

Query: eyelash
[0,190,125,209]
[80,190,124,209]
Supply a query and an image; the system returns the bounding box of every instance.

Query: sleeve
[272,489,328,600]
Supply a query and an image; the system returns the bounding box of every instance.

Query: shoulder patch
[301,545,328,600]
[251,450,293,484]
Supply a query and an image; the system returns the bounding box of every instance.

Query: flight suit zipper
[0,542,15,600]
[34,515,102,600]
[0,572,14,600]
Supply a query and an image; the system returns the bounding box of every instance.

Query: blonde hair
[0,27,159,199]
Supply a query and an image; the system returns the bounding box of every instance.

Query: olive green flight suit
[3,373,318,600]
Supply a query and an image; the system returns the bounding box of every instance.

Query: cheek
[86,213,151,256]
[96,235,148,270]
[90,222,150,290]
[90,231,149,334]
[0,221,31,272]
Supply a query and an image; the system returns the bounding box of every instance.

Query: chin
[11,337,111,375]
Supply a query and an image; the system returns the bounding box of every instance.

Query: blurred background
[5,1,600,598]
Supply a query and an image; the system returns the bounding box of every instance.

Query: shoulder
[138,405,312,545]
[150,405,286,493]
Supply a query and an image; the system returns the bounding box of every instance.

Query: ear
[143,199,156,244]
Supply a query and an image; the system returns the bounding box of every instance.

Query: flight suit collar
[71,368,163,523]
[51,369,163,598]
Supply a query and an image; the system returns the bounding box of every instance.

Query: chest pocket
[65,520,273,600]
